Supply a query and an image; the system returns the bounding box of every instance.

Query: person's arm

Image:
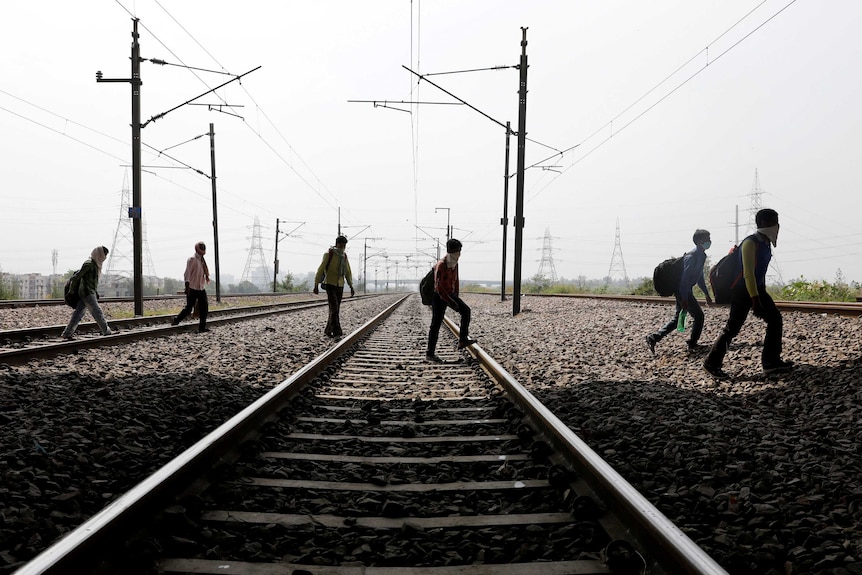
[345,257,354,295]
[313,251,329,293]
[741,239,763,316]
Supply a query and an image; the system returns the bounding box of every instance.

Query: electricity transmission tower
[105,170,156,280]
[745,170,784,284]
[606,219,630,286]
[241,216,272,290]
[536,227,559,284]
[745,169,764,235]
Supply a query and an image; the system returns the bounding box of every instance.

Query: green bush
[777,276,860,303]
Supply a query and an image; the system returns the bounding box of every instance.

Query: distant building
[15,273,52,300]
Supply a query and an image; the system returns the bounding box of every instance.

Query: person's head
[692,229,711,250]
[446,238,462,254]
[335,235,348,248]
[195,241,206,256]
[755,209,780,246]
[91,246,109,266]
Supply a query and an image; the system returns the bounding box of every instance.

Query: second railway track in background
[16,296,728,575]
[0,295,377,365]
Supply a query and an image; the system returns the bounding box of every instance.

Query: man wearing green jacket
[62,246,113,339]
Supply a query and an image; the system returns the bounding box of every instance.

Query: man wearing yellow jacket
[314,235,354,337]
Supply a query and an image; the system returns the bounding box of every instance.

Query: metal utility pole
[435,207,451,242]
[512,27,529,316]
[96,19,143,315]
[501,121,511,301]
[209,123,221,302]
[273,218,281,293]
[272,219,306,292]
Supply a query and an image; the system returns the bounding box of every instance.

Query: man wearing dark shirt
[647,229,714,355]
[426,238,477,362]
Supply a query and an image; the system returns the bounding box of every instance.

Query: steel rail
[13,295,409,575]
[473,291,862,316]
[0,300,340,365]
[444,315,730,575]
[0,294,378,344]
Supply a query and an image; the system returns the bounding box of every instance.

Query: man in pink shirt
[171,241,211,333]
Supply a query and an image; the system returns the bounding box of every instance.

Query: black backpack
[419,266,435,306]
[63,269,82,308]
[709,246,741,304]
[652,256,684,297]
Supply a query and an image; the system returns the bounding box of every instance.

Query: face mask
[757,224,779,247]
[702,240,712,250]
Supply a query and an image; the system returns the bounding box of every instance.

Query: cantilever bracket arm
[142,66,261,128]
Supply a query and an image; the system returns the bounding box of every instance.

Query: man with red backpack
[703,208,793,379]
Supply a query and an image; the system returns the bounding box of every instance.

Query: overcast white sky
[2,1,861,288]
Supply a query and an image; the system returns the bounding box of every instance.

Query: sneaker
[198,327,211,333]
[763,360,794,375]
[171,319,180,326]
[457,339,477,349]
[645,335,656,356]
[61,334,75,341]
[703,362,731,380]
[425,354,443,363]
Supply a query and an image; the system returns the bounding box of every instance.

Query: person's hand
[96,292,101,301]
[350,286,355,297]
[751,295,763,318]
[449,300,460,313]
[313,285,319,295]
[184,282,189,295]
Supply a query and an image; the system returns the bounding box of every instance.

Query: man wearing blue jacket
[647,229,714,355]
[703,209,792,379]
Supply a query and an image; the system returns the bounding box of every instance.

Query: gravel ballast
[1,293,860,574]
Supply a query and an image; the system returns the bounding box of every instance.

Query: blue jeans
[62,293,111,336]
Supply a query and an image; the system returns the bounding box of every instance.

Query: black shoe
[763,360,794,375]
[687,343,709,354]
[457,339,477,349]
[703,362,731,380]
[645,335,656,356]
[198,327,211,333]
[425,354,443,363]
[171,319,180,326]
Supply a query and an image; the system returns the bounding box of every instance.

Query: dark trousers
[705,286,782,368]
[175,288,208,329]
[427,293,471,355]
[652,293,705,346]
[324,284,344,336]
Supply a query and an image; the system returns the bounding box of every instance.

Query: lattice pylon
[745,169,764,235]
[104,170,157,280]
[241,216,272,289]
[536,227,559,284]
[606,218,630,286]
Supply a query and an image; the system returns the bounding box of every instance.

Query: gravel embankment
[1,293,860,574]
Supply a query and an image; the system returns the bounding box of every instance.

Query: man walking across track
[171,241,211,333]
[62,246,114,339]
[426,238,477,362]
[313,235,354,338]
[647,229,714,355]
[703,209,793,380]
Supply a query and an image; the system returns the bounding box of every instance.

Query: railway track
[15,296,728,575]
[0,295,376,365]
